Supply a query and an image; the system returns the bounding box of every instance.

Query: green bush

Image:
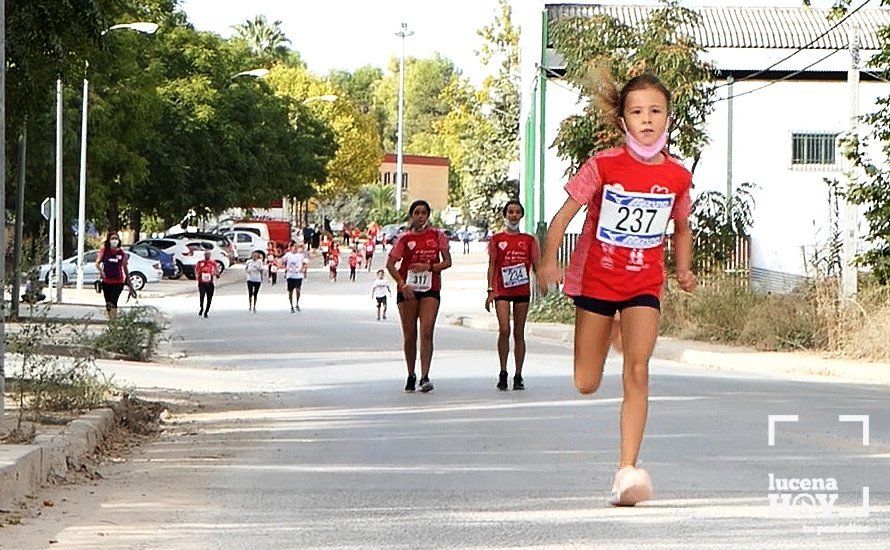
[91,307,165,361]
[529,290,575,324]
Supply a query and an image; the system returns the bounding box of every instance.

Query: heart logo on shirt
[407,241,416,250]
[651,185,670,194]
[498,241,508,250]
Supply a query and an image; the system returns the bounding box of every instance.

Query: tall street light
[395,22,413,212]
[76,21,158,290]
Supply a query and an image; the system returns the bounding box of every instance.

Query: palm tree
[232,15,291,59]
[367,182,394,212]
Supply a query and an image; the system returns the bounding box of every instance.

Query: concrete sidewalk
[451,313,890,386]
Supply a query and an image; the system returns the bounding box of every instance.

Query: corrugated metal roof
[547,4,890,50]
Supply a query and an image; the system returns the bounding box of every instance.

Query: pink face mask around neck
[625,128,668,161]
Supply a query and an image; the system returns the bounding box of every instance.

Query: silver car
[38,250,162,291]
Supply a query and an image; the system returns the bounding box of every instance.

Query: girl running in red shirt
[538,73,696,506]
[387,200,452,393]
[485,200,539,391]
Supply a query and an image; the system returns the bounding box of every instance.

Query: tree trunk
[106,197,120,232]
[130,209,142,243]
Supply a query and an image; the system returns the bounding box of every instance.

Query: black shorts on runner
[494,295,530,304]
[376,296,387,305]
[572,294,660,317]
[287,278,303,291]
[396,290,441,304]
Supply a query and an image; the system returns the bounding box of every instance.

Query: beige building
[379,154,449,211]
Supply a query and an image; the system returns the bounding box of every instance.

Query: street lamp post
[395,23,413,213]
[76,22,158,290]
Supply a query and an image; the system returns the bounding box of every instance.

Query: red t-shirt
[349,254,359,268]
[365,241,375,254]
[195,260,218,285]
[488,232,539,298]
[389,228,449,292]
[99,248,128,285]
[563,146,692,301]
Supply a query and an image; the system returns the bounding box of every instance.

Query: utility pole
[76,63,89,289]
[1,0,7,417]
[395,22,413,212]
[726,75,734,217]
[841,28,860,300]
[11,122,26,319]
[55,78,64,302]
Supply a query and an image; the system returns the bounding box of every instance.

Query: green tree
[268,65,382,200]
[824,0,890,282]
[548,0,716,173]
[373,54,462,153]
[231,15,292,63]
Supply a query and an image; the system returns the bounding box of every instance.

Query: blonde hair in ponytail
[582,60,622,132]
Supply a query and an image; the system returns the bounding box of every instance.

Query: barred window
[792,133,838,165]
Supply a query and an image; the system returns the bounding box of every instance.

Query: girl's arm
[538,197,583,289]
[673,218,696,291]
[386,256,404,289]
[485,250,496,312]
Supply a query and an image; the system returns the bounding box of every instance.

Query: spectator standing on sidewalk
[195,250,219,318]
[486,200,539,391]
[95,231,131,320]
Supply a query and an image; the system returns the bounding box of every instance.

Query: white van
[225,231,269,261]
[231,223,270,241]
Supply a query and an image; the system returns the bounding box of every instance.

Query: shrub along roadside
[91,307,166,362]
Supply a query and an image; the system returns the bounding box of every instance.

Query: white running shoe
[610,466,653,506]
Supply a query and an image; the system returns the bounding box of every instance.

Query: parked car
[127,243,178,279]
[135,238,230,279]
[38,250,162,291]
[166,232,236,263]
[381,223,408,245]
[224,230,269,261]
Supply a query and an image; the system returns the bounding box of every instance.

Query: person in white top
[371,269,391,321]
[245,250,265,313]
[282,242,308,313]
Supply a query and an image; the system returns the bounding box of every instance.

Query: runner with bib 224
[537,70,696,507]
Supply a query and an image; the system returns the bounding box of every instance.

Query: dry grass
[662,277,890,360]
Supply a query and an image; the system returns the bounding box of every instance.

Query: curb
[0,408,116,509]
[450,315,890,386]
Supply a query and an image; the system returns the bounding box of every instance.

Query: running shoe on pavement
[419,377,434,393]
[405,374,417,392]
[497,370,508,391]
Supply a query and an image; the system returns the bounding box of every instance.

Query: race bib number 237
[596,185,675,249]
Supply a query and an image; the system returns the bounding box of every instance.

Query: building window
[402,173,409,190]
[792,133,839,165]
[384,172,390,184]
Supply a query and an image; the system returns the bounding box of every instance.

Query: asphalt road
[4,249,889,549]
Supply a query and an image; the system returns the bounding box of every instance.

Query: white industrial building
[516,2,890,291]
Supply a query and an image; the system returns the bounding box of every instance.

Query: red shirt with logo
[195,259,218,285]
[98,248,128,285]
[563,146,692,301]
[349,253,359,268]
[488,232,539,298]
[389,228,449,292]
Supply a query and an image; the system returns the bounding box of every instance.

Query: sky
[180,0,858,83]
